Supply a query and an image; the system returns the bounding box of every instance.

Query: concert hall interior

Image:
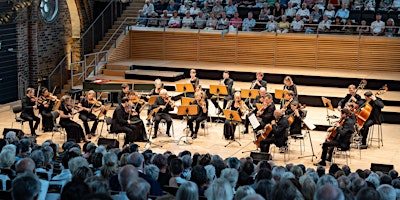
[1,0,400,199]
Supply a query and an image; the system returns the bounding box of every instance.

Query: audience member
[176,181,199,200]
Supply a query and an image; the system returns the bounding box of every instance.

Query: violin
[88,99,102,107]
[30,96,37,102]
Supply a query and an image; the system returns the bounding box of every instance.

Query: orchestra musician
[187,69,200,98]
[146,79,164,125]
[223,92,246,140]
[211,71,234,115]
[117,83,130,105]
[38,87,57,132]
[250,72,268,90]
[316,108,355,166]
[282,76,298,100]
[286,101,305,136]
[59,95,87,142]
[243,87,268,134]
[127,90,148,142]
[255,93,275,131]
[337,84,362,111]
[21,88,40,137]
[259,110,290,153]
[78,90,101,139]
[281,90,297,110]
[188,91,208,139]
[359,91,384,149]
[152,89,175,138]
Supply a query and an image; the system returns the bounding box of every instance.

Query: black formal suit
[79,99,99,135]
[359,97,384,145]
[152,96,174,137]
[320,116,356,162]
[338,94,362,108]
[255,102,276,132]
[21,95,40,136]
[111,105,138,145]
[260,116,290,153]
[211,78,234,112]
[251,79,267,90]
[187,99,208,136]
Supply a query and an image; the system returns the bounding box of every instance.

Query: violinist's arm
[59,110,72,119]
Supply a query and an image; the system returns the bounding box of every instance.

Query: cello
[254,124,272,148]
[355,85,388,128]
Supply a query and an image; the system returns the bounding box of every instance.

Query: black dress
[127,102,147,142]
[59,105,85,142]
[38,97,55,131]
[21,95,40,135]
[223,102,243,139]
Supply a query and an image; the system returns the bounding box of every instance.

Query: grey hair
[281,172,296,181]
[176,181,199,200]
[314,185,344,200]
[68,157,89,175]
[0,149,15,168]
[11,172,41,200]
[127,152,145,168]
[377,184,396,200]
[205,178,234,200]
[205,164,216,183]
[220,168,239,188]
[235,185,256,200]
[181,155,193,169]
[30,150,45,168]
[272,166,286,182]
[317,174,338,188]
[126,177,151,200]
[145,164,160,181]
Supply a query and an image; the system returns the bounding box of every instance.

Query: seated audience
[242,12,256,31]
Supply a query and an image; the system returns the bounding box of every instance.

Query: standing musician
[117,83,130,105]
[223,92,246,140]
[337,84,362,111]
[211,71,234,115]
[21,88,40,137]
[59,95,87,142]
[188,91,208,139]
[316,108,355,166]
[152,89,175,138]
[243,87,268,134]
[255,93,275,131]
[286,101,305,136]
[127,90,148,142]
[359,91,384,149]
[259,110,289,153]
[78,90,101,139]
[187,69,200,98]
[38,87,57,132]
[111,97,140,146]
[250,72,268,90]
[282,76,298,101]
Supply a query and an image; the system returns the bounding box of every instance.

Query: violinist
[255,93,276,131]
[127,90,148,142]
[21,88,40,137]
[286,101,305,136]
[111,97,138,146]
[243,87,268,134]
[250,72,267,90]
[316,108,355,166]
[187,69,200,98]
[281,76,298,107]
[259,110,289,153]
[359,91,384,149]
[38,87,57,132]
[117,83,130,105]
[152,89,175,138]
[78,90,101,139]
[223,92,245,140]
[281,90,297,111]
[146,79,164,125]
[337,84,362,111]
[59,95,87,142]
[188,91,208,139]
[211,71,234,115]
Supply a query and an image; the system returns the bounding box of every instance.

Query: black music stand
[297,116,317,161]
[223,109,242,147]
[176,83,195,97]
[321,97,337,125]
[210,85,228,125]
[241,89,259,110]
[177,105,198,145]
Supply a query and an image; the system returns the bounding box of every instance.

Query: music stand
[177,105,198,145]
[241,89,259,109]
[210,85,228,125]
[275,89,284,100]
[321,97,336,124]
[181,97,195,106]
[297,116,317,161]
[176,83,195,97]
[223,109,242,147]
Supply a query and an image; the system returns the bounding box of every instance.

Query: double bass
[355,85,388,128]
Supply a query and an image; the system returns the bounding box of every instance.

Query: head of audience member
[170,158,184,177]
[176,181,199,200]
[205,178,234,200]
[0,149,15,169]
[377,184,396,200]
[127,152,145,171]
[233,11,239,19]
[291,165,303,179]
[5,131,18,144]
[271,179,303,200]
[30,149,45,169]
[220,168,239,189]
[15,157,36,174]
[69,156,89,175]
[272,166,286,183]
[152,153,168,173]
[337,175,351,190]
[85,176,110,195]
[145,164,160,181]
[11,172,41,200]
[190,165,207,188]
[247,12,253,20]
[295,14,301,21]
[317,174,338,189]
[235,185,256,200]
[356,187,381,200]
[389,170,398,180]
[341,3,347,10]
[380,174,393,185]
[126,177,151,200]
[375,13,382,22]
[72,166,93,182]
[299,175,317,200]
[314,185,345,200]
[118,165,139,192]
[60,181,90,200]
[227,157,240,170]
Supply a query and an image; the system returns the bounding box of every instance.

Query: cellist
[316,108,355,166]
[359,91,384,149]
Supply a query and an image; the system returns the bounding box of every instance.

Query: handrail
[47,0,121,92]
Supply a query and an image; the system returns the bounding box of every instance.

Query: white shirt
[179,5,190,14]
[318,19,331,30]
[168,16,181,26]
[142,3,154,16]
[291,20,304,31]
[371,20,385,33]
[51,169,72,181]
[182,17,194,28]
[285,7,298,17]
[296,8,310,17]
[324,10,335,19]
[190,7,201,15]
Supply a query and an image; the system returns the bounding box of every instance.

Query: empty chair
[12,105,26,129]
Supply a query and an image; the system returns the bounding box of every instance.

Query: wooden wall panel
[275,34,316,69]
[358,37,400,72]
[237,33,275,66]
[316,35,358,70]
[130,30,163,59]
[164,31,198,61]
[198,32,236,63]
[108,32,131,63]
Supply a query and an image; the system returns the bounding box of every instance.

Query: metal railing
[47,0,127,93]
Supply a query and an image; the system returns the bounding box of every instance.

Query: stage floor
[1,102,399,171]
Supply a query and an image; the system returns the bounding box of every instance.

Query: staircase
[60,0,144,95]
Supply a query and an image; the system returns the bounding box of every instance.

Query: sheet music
[248,113,260,129]
[303,117,316,130]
